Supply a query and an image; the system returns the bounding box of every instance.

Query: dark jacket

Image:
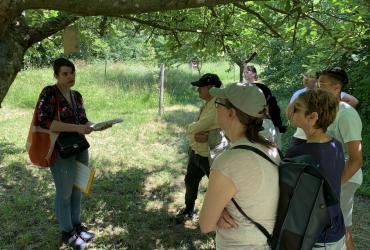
[255,83,286,133]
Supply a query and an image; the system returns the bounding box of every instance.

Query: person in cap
[175,73,223,223]
[199,83,280,249]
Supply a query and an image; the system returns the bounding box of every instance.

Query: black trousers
[184,149,210,212]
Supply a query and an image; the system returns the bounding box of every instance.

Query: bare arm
[199,169,236,233]
[341,141,363,183]
[217,209,238,229]
[50,120,93,134]
[341,94,359,108]
[194,131,208,143]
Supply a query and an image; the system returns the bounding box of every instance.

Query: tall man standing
[176,73,222,223]
[318,67,363,250]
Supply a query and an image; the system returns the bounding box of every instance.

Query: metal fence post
[159,64,165,115]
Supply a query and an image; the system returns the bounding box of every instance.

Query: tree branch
[121,15,232,37]
[28,13,79,46]
[171,29,182,47]
[292,11,301,49]
[263,3,290,15]
[23,0,246,17]
[302,13,350,50]
[234,2,281,38]
[244,52,257,64]
[98,16,109,37]
[225,45,243,65]
[312,10,368,26]
[243,23,275,37]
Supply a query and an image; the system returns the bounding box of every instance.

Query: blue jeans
[50,150,89,232]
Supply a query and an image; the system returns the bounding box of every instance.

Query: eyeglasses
[215,101,229,108]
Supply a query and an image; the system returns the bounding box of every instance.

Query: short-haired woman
[286,89,346,249]
[35,58,108,249]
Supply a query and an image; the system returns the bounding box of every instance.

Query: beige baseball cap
[209,83,267,118]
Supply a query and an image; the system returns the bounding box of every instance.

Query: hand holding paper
[90,118,123,131]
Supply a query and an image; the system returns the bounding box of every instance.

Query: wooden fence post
[104,56,108,82]
[159,64,165,115]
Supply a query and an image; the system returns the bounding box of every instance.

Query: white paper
[75,161,95,193]
[90,118,123,130]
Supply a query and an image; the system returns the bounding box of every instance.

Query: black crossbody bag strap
[230,144,278,244]
[70,91,80,125]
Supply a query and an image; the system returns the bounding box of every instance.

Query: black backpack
[231,145,338,250]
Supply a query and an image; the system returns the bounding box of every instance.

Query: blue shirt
[285,139,345,243]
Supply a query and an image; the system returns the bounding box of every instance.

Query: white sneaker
[66,234,87,249]
[79,230,94,242]
[76,224,95,242]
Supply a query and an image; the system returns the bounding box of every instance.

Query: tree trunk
[239,64,244,83]
[0,20,28,107]
[0,42,26,108]
[0,7,78,106]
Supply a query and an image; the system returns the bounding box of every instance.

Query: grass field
[0,62,369,249]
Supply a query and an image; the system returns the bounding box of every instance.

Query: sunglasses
[215,101,229,109]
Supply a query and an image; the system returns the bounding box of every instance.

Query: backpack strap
[232,144,278,166]
[231,198,272,245]
[230,144,278,245]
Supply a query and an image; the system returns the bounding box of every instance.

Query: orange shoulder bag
[26,101,59,167]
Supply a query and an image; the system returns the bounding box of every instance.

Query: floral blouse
[36,85,88,129]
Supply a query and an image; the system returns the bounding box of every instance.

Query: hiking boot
[62,230,87,250]
[75,224,95,242]
[174,208,197,224]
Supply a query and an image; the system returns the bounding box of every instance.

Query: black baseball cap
[191,73,222,88]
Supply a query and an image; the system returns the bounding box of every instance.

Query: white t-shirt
[327,102,363,184]
[212,138,280,249]
[290,88,349,140]
[290,88,348,104]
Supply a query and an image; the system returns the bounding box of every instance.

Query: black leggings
[184,149,210,211]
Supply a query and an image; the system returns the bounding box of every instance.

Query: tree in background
[0,0,241,107]
[0,0,368,107]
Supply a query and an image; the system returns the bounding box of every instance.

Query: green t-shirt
[327,102,363,184]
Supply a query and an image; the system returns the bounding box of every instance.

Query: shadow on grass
[85,164,212,250]
[0,156,213,249]
[0,140,25,162]
[161,109,197,156]
[0,160,59,249]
